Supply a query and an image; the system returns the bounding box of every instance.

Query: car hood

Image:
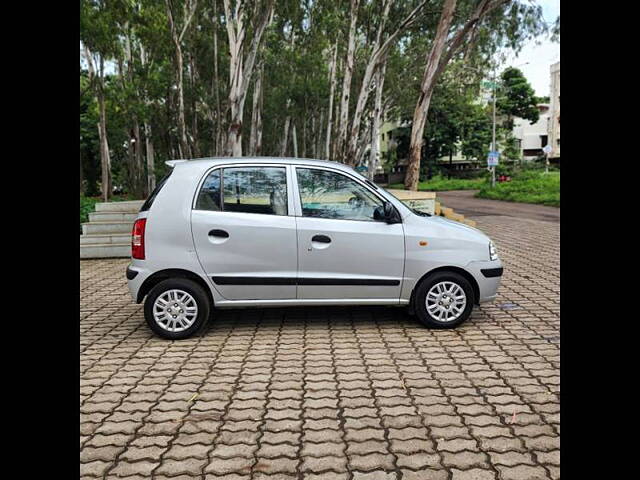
[421,214,489,242]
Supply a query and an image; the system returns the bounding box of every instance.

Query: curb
[435,200,477,227]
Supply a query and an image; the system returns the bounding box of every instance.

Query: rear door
[293,166,405,300]
[191,164,297,300]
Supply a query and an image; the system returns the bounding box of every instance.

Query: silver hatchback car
[127,157,503,339]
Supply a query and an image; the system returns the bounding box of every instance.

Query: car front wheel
[144,278,211,339]
[414,271,474,329]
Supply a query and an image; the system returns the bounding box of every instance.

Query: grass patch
[476,170,560,207]
[388,175,485,191]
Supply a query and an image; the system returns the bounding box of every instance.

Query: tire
[413,271,474,329]
[144,278,211,340]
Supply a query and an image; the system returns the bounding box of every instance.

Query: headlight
[489,241,498,261]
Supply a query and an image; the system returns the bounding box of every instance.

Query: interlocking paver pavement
[80,214,559,479]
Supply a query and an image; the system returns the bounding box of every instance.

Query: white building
[512,104,550,160]
[548,61,560,158]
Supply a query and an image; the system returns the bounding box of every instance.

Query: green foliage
[476,170,560,207]
[80,196,100,229]
[389,175,486,192]
[80,0,549,196]
[497,67,539,124]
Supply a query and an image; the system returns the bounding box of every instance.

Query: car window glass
[296,168,383,221]
[222,167,288,215]
[195,169,221,211]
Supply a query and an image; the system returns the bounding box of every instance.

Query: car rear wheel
[144,278,210,339]
[414,271,474,329]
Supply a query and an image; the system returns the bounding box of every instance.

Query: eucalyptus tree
[222,0,275,156]
[166,0,199,159]
[81,0,118,201]
[403,0,547,190]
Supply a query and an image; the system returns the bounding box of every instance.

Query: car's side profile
[127,157,503,339]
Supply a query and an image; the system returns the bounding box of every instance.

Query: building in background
[512,104,550,160]
[548,61,560,159]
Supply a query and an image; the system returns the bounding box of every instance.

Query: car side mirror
[374,202,400,224]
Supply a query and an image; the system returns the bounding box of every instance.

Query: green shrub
[476,170,559,207]
[388,175,486,191]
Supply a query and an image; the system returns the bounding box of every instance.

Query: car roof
[167,156,358,174]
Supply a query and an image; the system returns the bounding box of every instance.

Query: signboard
[542,144,552,155]
[487,151,499,167]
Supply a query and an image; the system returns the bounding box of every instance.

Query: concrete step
[80,243,130,259]
[95,200,145,213]
[80,233,131,245]
[88,211,138,222]
[82,221,133,235]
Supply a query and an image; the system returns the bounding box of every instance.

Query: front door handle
[311,234,331,243]
[209,229,229,238]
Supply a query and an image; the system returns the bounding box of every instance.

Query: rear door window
[195,166,288,216]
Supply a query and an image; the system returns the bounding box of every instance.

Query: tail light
[131,218,147,259]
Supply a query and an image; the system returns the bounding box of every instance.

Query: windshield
[349,169,431,217]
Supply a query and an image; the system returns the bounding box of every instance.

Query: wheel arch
[137,268,214,307]
[410,266,480,311]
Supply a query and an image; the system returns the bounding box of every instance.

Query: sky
[502,0,560,98]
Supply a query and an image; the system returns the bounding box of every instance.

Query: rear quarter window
[140,171,172,212]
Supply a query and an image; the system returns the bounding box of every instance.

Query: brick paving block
[80,214,559,479]
[441,451,490,469]
[396,452,441,469]
[257,442,298,458]
[352,471,397,480]
[535,449,560,466]
[349,453,395,471]
[496,464,549,480]
[450,468,497,480]
[109,460,158,477]
[79,460,112,477]
[209,442,258,459]
[154,457,209,476]
[301,455,348,473]
[401,470,448,480]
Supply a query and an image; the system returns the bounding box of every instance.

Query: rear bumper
[126,263,152,303]
[466,259,503,303]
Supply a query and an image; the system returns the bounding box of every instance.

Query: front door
[293,167,405,300]
[191,165,297,300]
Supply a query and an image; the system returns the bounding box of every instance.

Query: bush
[476,170,559,207]
[388,174,486,191]
[80,196,99,228]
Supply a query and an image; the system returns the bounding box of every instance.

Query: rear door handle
[311,234,331,243]
[209,229,229,238]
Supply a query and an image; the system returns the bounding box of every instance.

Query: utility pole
[491,66,497,188]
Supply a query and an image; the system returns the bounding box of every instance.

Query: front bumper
[466,259,503,303]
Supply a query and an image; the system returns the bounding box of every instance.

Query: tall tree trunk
[80,152,85,194]
[325,44,338,160]
[249,64,263,156]
[368,62,386,180]
[292,123,298,158]
[145,122,156,195]
[345,0,427,166]
[223,0,274,156]
[83,44,111,201]
[166,0,198,159]
[404,0,508,189]
[404,0,457,191]
[212,0,223,155]
[280,114,291,156]
[335,0,360,164]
